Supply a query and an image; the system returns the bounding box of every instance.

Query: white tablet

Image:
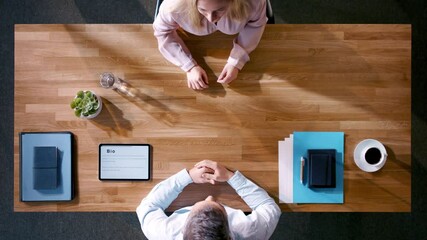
[99,144,151,180]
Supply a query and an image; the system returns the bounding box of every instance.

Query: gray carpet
[1,0,426,239]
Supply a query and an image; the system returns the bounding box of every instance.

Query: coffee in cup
[353,139,388,172]
[364,147,382,165]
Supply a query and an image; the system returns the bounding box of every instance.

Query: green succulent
[70,90,100,117]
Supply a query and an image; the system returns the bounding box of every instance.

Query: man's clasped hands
[189,160,235,184]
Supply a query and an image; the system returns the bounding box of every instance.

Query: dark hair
[183,205,231,240]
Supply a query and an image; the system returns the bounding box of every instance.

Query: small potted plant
[70,90,102,119]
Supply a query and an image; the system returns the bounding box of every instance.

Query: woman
[153,0,267,90]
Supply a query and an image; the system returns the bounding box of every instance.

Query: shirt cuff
[176,169,194,188]
[227,170,246,189]
[181,59,197,72]
[228,41,250,70]
[227,57,246,70]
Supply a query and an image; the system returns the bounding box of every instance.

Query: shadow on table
[63,24,180,127]
[113,79,180,127]
[90,97,133,137]
[182,25,411,210]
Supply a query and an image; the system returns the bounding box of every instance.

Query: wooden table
[14,24,411,212]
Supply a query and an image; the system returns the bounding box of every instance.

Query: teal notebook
[293,131,344,203]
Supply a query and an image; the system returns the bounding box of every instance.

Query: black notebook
[33,146,58,190]
[308,149,336,188]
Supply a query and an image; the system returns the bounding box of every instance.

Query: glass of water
[99,72,123,89]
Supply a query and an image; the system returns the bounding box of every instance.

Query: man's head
[183,196,231,240]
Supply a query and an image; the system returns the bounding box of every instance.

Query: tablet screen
[99,144,151,180]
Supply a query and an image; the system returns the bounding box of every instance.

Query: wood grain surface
[14,24,411,212]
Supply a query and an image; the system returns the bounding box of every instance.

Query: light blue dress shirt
[136,169,281,239]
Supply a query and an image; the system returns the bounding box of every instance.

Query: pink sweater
[153,0,267,72]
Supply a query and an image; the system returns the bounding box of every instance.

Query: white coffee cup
[353,139,388,172]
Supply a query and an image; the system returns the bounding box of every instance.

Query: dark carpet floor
[1,0,426,239]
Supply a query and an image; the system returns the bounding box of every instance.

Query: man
[136,160,281,239]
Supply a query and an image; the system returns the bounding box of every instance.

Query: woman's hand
[217,63,239,84]
[186,65,209,90]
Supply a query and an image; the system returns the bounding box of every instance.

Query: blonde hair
[169,0,250,28]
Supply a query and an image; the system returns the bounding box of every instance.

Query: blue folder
[20,132,74,201]
[293,131,344,203]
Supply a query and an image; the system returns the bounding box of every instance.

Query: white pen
[300,157,305,184]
